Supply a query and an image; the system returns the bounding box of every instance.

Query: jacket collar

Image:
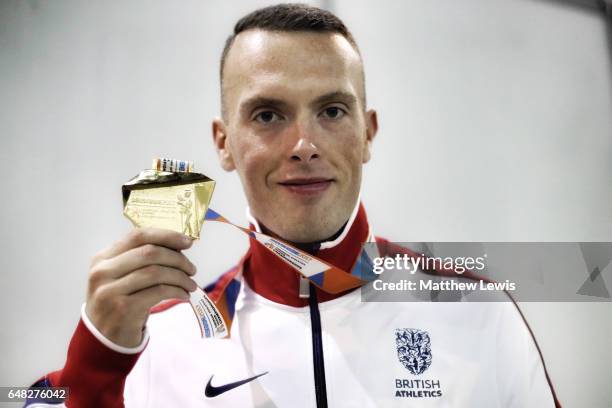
[243,200,371,307]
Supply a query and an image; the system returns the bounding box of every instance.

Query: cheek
[324,118,366,147]
[326,127,366,170]
[231,135,275,190]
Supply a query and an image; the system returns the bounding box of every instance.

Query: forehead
[222,29,363,111]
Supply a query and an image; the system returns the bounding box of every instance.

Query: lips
[278,177,334,196]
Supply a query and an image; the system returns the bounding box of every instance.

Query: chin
[254,196,352,242]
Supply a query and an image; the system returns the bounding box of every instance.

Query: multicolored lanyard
[188,208,380,339]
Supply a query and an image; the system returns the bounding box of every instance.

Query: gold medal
[122,158,215,239]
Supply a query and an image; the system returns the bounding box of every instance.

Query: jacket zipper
[308,283,328,408]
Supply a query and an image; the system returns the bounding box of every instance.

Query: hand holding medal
[122,158,228,339]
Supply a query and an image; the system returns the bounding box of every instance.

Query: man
[29,4,560,407]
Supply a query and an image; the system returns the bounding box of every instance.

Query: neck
[258,221,348,255]
[243,201,370,307]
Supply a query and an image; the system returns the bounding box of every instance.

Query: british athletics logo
[394,328,443,399]
[395,328,432,375]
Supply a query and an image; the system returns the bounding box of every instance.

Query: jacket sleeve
[495,302,561,408]
[24,304,148,408]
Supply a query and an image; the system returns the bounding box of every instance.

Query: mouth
[278,177,334,196]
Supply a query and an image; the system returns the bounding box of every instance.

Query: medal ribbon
[188,208,381,339]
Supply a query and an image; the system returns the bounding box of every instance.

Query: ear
[212,118,235,171]
[362,109,378,164]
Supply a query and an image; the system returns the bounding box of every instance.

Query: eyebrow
[239,91,358,117]
[310,91,357,109]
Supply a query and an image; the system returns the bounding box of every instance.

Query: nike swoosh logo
[205,372,268,398]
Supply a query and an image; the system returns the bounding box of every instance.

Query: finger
[97,228,194,261]
[129,284,191,312]
[109,265,198,296]
[93,244,197,280]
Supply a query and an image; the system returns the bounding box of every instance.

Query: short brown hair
[220,3,360,80]
[219,3,364,116]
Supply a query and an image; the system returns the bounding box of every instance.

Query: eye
[320,106,346,120]
[254,111,283,124]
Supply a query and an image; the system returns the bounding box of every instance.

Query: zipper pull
[299,276,310,298]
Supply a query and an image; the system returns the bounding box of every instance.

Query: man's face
[213,29,377,243]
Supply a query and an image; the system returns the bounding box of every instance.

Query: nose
[288,122,320,163]
[290,139,320,162]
